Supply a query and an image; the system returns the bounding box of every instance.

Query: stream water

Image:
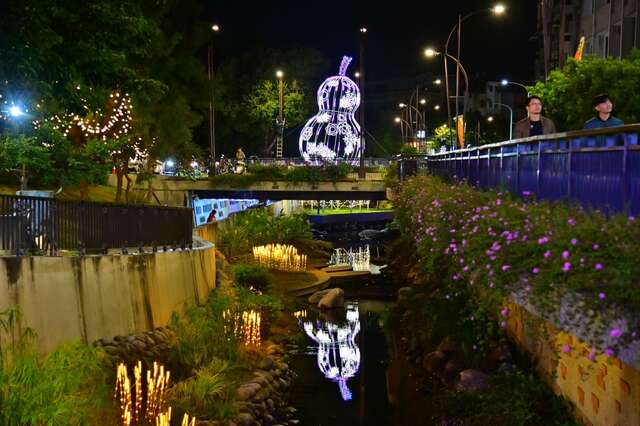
[288,299,393,426]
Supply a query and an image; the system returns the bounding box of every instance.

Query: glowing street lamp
[9,105,23,117]
[487,116,494,122]
[208,23,221,172]
[493,4,507,15]
[211,24,220,32]
[424,47,470,119]
[420,99,427,105]
[500,79,530,94]
[434,79,442,85]
[354,71,360,78]
[434,105,441,111]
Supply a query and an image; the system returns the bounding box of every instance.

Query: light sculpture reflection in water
[299,56,362,164]
[300,303,361,401]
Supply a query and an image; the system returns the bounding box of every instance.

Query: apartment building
[535,0,639,79]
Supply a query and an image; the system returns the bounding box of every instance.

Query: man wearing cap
[513,96,557,139]
[583,93,624,129]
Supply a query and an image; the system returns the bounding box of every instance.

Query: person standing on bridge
[583,93,624,129]
[513,96,557,139]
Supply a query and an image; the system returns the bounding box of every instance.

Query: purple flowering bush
[395,176,640,359]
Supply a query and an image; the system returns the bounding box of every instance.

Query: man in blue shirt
[583,93,625,129]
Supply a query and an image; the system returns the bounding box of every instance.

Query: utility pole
[208,24,220,173]
[276,70,285,158]
[359,27,367,178]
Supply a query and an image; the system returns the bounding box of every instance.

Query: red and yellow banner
[574,36,585,61]
[456,116,465,148]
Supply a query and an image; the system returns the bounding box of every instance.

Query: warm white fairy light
[223,309,262,346]
[252,243,307,271]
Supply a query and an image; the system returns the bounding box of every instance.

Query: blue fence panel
[424,125,640,216]
[572,150,624,213]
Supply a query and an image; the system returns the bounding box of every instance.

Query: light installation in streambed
[301,303,361,401]
[299,56,362,163]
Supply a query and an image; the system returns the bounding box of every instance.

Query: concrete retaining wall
[0,241,216,352]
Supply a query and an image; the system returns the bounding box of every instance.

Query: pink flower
[538,236,549,245]
[562,344,571,353]
[562,262,572,272]
[595,263,604,271]
[567,218,576,226]
[610,328,622,338]
[496,199,502,206]
[501,265,511,272]
[500,321,507,328]
[592,244,600,251]
[544,250,552,258]
[605,348,615,357]
[598,292,606,300]
[562,250,570,260]
[570,238,577,245]
[587,351,596,361]
[522,191,532,197]
[500,307,510,317]
[532,267,540,274]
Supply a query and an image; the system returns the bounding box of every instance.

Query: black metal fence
[0,195,193,255]
[424,124,640,216]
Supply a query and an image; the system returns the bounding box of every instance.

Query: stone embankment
[93,327,174,367]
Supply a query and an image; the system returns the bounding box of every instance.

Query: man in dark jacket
[513,96,557,139]
[583,93,624,129]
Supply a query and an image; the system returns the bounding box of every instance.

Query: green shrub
[432,371,578,426]
[168,358,236,420]
[233,264,272,292]
[217,210,312,258]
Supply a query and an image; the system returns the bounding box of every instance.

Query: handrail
[427,124,640,157]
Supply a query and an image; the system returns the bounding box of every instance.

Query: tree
[214,47,330,156]
[530,50,640,131]
[245,80,307,155]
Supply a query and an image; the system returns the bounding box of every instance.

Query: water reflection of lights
[300,304,361,401]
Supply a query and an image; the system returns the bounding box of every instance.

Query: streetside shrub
[0,309,114,426]
[232,263,273,293]
[395,175,640,359]
[432,371,578,426]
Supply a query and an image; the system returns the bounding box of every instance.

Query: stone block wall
[507,303,640,426]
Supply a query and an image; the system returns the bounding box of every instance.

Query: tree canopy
[530,50,640,131]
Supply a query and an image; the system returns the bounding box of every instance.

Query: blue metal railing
[424,124,640,216]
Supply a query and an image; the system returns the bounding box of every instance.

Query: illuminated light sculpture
[329,245,370,272]
[115,361,187,426]
[223,309,262,346]
[301,303,361,401]
[299,56,362,164]
[253,243,307,271]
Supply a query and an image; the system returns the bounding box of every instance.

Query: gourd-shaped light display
[299,56,362,163]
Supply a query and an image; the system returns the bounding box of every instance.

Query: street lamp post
[394,117,411,145]
[495,102,513,141]
[208,24,220,173]
[3,104,28,190]
[425,48,470,148]
[358,27,367,178]
[442,4,506,148]
[500,79,530,95]
[276,70,285,158]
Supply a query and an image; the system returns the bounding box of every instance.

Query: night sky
[208,1,537,87]
[204,0,538,150]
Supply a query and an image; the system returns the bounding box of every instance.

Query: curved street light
[500,79,530,95]
[442,4,507,148]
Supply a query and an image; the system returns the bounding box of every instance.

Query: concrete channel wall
[506,303,640,426]
[0,239,216,352]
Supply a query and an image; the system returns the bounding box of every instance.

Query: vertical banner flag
[456,115,465,148]
[574,36,585,61]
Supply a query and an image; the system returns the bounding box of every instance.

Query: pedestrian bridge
[107,174,390,204]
